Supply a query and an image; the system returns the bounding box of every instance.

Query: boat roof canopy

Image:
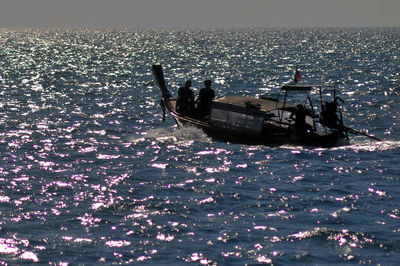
[281,84,332,91]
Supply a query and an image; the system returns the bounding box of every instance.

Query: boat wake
[336,139,400,152]
[275,138,400,153]
[172,126,212,143]
[131,126,212,145]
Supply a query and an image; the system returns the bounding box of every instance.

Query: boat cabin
[209,97,268,134]
[208,84,341,136]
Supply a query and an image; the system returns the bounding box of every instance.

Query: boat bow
[152,65,171,99]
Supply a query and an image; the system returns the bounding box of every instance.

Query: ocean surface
[0,28,399,265]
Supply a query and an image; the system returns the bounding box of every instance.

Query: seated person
[197,80,215,119]
[176,80,195,117]
[289,104,314,137]
[290,104,307,131]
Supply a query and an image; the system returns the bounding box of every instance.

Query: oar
[344,126,382,141]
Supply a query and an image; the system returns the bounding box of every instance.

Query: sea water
[0,28,399,264]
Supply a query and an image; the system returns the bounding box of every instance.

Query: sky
[1,0,399,28]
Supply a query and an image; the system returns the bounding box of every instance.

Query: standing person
[290,104,308,137]
[176,80,195,117]
[320,100,341,129]
[294,68,301,84]
[197,80,215,119]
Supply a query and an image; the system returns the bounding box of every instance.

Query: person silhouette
[294,68,301,84]
[290,104,306,131]
[176,80,195,117]
[197,80,215,119]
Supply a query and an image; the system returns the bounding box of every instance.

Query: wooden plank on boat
[213,95,285,112]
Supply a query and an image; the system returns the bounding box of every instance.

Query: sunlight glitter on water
[0,28,399,265]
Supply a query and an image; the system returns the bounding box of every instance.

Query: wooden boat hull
[167,98,346,147]
[173,115,346,147]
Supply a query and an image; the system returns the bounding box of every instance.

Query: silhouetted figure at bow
[176,80,195,117]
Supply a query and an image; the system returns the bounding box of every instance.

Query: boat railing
[275,84,341,133]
